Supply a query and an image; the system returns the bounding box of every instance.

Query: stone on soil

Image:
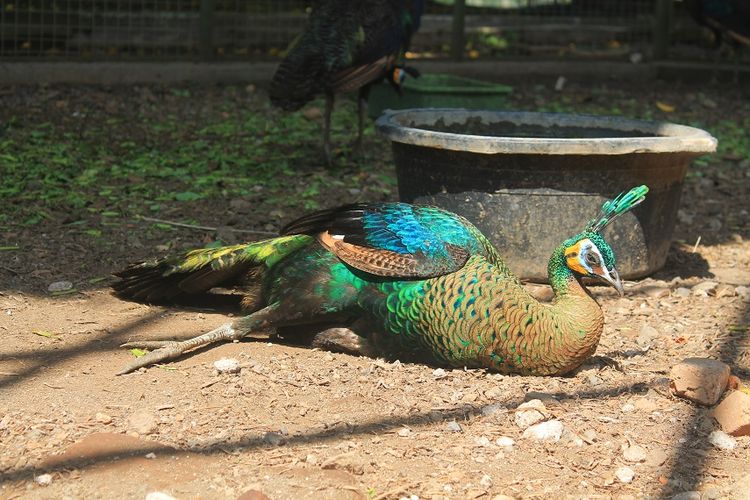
[213,358,241,374]
[514,399,548,429]
[669,358,730,406]
[34,473,53,486]
[145,493,176,500]
[622,444,647,463]
[128,410,158,435]
[708,430,737,450]
[615,467,635,484]
[47,281,73,292]
[521,419,563,441]
[712,390,750,436]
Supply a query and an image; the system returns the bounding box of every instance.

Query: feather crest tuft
[586,185,649,233]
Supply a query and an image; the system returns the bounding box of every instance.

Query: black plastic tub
[375,109,717,281]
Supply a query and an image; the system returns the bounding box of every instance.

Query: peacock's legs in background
[117,304,280,375]
[323,91,334,165]
[356,86,371,156]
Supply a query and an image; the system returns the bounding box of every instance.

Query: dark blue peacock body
[113,187,648,376]
[269,0,424,162]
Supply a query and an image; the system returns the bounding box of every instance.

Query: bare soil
[1,80,749,499]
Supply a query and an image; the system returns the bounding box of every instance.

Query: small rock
[305,454,318,465]
[495,436,515,447]
[34,473,53,486]
[582,429,597,443]
[637,324,660,347]
[643,285,670,299]
[587,373,604,386]
[213,357,241,374]
[713,390,750,436]
[128,410,158,435]
[398,427,412,437]
[708,430,737,450]
[645,448,668,467]
[670,358,730,406]
[622,444,647,463]
[95,412,112,424]
[692,281,718,297]
[674,287,691,298]
[735,286,750,302]
[480,474,493,488]
[615,466,635,484]
[621,403,636,413]
[145,452,156,459]
[263,432,284,446]
[432,368,447,379]
[522,419,564,441]
[671,491,701,500]
[481,403,506,417]
[715,283,736,298]
[145,493,177,500]
[514,399,548,429]
[474,436,491,447]
[47,281,73,293]
[446,421,462,433]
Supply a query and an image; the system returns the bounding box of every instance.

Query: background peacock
[269,0,424,163]
[685,0,750,48]
[113,186,648,376]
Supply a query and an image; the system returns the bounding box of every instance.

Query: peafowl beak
[600,267,624,296]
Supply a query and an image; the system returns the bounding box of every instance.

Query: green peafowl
[113,186,648,376]
[269,0,424,163]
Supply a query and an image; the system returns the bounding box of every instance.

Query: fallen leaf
[656,101,675,112]
[130,348,148,358]
[32,330,56,338]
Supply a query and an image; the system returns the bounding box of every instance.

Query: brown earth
[1,79,749,499]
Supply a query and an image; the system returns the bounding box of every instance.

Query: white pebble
[47,281,73,292]
[615,466,635,483]
[623,444,648,463]
[432,368,447,379]
[521,419,564,441]
[213,358,241,374]
[474,436,491,447]
[145,493,177,500]
[34,473,53,486]
[398,427,412,437]
[480,474,493,488]
[708,430,737,450]
[145,452,156,459]
[495,436,515,447]
[446,421,462,433]
[621,403,636,413]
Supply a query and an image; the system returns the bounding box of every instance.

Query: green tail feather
[113,235,313,302]
[585,185,649,233]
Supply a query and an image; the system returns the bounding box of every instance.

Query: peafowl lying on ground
[113,186,648,376]
[269,0,424,163]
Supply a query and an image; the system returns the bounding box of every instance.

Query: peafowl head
[557,185,649,296]
[389,65,421,95]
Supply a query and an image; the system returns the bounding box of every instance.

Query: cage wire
[0,0,745,63]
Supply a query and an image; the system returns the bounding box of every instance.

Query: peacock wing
[281,203,489,279]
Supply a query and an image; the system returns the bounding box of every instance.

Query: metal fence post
[451,0,466,61]
[199,0,216,60]
[653,0,672,60]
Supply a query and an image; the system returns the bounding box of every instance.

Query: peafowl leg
[356,86,371,157]
[117,304,280,375]
[323,91,334,165]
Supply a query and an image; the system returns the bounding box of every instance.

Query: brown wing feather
[328,55,393,93]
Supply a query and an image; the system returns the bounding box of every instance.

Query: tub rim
[375,108,718,155]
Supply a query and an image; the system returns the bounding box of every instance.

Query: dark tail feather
[269,42,326,111]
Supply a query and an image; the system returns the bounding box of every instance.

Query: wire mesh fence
[0,0,746,63]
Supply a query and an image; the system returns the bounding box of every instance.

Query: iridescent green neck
[547,243,576,297]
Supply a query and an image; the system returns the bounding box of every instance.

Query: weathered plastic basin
[367,73,513,119]
[375,109,717,281]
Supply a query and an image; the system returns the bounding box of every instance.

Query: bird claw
[117,340,185,375]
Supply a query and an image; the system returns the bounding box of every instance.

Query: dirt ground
[1,79,750,499]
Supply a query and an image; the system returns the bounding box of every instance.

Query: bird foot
[117,322,240,375]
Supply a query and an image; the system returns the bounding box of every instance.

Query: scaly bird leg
[117,304,279,375]
[323,91,334,165]
[356,86,371,157]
